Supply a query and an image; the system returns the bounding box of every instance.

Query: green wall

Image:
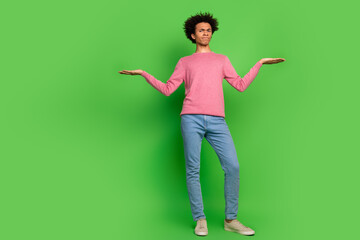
[1,0,358,239]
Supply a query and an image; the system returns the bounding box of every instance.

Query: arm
[140,59,185,96]
[223,56,263,92]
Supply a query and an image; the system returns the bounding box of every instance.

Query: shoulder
[177,56,190,67]
[216,53,229,60]
[211,53,229,62]
[215,53,227,57]
[180,55,191,61]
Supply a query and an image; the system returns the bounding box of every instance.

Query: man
[119,11,285,236]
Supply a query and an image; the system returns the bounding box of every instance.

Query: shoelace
[230,220,249,229]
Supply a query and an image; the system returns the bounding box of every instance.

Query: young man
[119,12,285,236]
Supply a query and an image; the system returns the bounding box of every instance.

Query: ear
[191,33,195,40]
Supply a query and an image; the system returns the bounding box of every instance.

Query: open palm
[118,69,143,75]
[260,58,285,64]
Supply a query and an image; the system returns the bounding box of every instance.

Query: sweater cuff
[140,71,147,77]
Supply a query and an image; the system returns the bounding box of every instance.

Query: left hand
[260,58,286,64]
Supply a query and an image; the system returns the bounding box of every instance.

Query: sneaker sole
[224,226,255,236]
[195,231,208,236]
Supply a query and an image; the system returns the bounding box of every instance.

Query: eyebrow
[199,28,211,30]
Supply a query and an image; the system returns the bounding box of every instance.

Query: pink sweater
[140,51,263,118]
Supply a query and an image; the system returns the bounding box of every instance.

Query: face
[191,22,212,45]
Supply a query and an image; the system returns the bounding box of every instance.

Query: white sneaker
[224,219,255,235]
[195,218,208,236]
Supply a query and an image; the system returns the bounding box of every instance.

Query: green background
[1,0,359,239]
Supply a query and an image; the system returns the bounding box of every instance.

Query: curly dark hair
[183,11,219,44]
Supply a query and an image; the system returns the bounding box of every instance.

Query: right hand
[118,69,143,75]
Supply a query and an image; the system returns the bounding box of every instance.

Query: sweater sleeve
[140,58,185,96]
[223,56,263,92]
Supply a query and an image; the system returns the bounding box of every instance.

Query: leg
[204,116,240,220]
[181,114,206,221]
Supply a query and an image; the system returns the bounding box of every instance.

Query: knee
[225,162,239,175]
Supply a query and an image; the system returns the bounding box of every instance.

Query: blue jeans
[180,114,240,221]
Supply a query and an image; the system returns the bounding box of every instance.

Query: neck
[194,45,212,53]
